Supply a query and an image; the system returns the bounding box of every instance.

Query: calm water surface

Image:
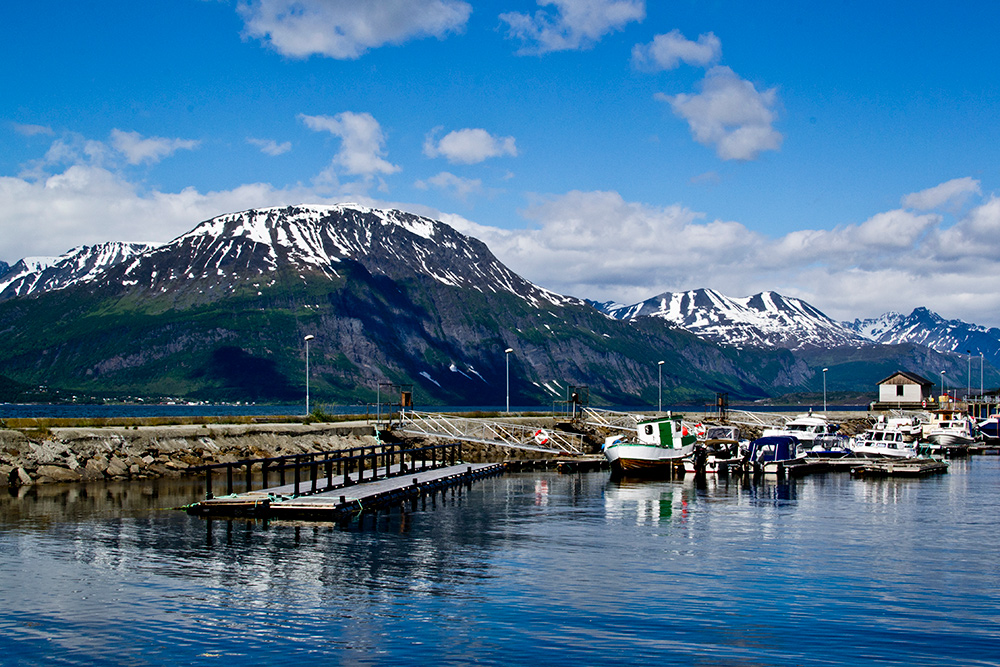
[1,458,998,665]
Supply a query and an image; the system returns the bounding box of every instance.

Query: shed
[876,371,934,406]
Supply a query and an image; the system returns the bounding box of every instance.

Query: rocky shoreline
[1,422,380,487]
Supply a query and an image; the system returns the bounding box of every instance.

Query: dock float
[763,457,949,479]
[184,442,505,521]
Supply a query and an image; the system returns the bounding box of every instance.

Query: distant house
[875,371,935,408]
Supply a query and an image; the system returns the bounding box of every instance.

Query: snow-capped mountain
[600,288,870,350]
[0,242,159,300]
[847,307,1000,363]
[94,204,578,308]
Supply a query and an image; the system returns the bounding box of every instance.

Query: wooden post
[205,467,213,499]
[226,464,234,496]
[294,456,301,496]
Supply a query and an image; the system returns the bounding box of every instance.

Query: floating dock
[184,442,504,521]
[775,457,949,478]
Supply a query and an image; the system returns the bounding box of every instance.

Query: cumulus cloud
[237,0,472,59]
[0,164,346,261]
[247,137,292,156]
[902,176,981,211]
[632,30,721,71]
[300,111,400,177]
[110,129,200,165]
[414,171,484,201]
[658,66,782,161]
[423,128,517,164]
[501,0,645,54]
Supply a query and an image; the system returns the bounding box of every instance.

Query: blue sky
[4,0,1000,325]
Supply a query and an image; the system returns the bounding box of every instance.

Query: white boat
[603,414,696,477]
[762,412,851,458]
[921,409,978,450]
[978,413,1000,442]
[850,415,921,459]
[683,425,743,474]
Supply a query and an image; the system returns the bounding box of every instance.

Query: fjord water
[2,461,998,666]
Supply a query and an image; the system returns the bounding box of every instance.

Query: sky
[4,0,1000,326]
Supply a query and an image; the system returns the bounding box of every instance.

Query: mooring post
[205,467,213,499]
[226,464,234,496]
[294,456,301,496]
[279,457,286,486]
[245,461,253,493]
[261,461,268,490]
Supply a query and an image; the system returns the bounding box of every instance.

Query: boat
[978,413,1000,442]
[921,408,979,455]
[762,412,852,458]
[603,413,696,477]
[736,435,799,475]
[850,415,921,459]
[683,425,743,474]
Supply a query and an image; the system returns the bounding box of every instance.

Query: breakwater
[0,422,378,487]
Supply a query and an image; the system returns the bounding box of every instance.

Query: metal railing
[191,441,462,499]
[396,411,585,454]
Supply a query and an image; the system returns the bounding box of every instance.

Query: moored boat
[736,435,799,475]
[603,414,696,477]
[683,425,743,474]
[978,413,1000,442]
[921,408,978,455]
[762,411,851,458]
[851,415,921,459]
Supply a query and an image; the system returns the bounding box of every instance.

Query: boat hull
[604,443,692,477]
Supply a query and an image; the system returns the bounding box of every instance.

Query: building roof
[877,370,934,387]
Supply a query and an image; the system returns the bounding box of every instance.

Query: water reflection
[1,462,999,665]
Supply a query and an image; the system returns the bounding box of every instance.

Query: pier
[185,441,504,520]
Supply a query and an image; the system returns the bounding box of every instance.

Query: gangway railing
[396,411,585,455]
[726,410,789,429]
[581,407,642,431]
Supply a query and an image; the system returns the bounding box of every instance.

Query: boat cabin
[747,436,797,463]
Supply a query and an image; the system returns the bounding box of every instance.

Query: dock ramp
[395,411,586,455]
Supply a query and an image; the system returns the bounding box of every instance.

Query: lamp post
[822,367,829,414]
[981,352,985,396]
[658,360,665,413]
[940,370,946,404]
[967,350,972,401]
[304,335,314,416]
[505,348,514,413]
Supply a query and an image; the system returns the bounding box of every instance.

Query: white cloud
[632,30,721,71]
[501,0,645,54]
[423,128,517,164]
[247,137,292,156]
[11,123,54,137]
[237,0,471,59]
[659,66,782,161]
[300,111,400,177]
[902,176,981,211]
[110,129,200,165]
[414,171,483,201]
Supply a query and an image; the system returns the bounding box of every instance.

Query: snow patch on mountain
[0,243,158,300]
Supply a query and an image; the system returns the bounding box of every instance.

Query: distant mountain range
[1,204,996,404]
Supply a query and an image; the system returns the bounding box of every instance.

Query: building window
[896,384,905,397]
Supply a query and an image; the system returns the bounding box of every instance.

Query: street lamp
[505,348,514,413]
[940,370,946,403]
[967,350,971,401]
[822,368,829,414]
[304,335,315,415]
[658,360,665,413]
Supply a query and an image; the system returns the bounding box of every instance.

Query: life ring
[534,429,550,446]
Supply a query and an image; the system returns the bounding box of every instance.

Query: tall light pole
[658,360,665,413]
[940,370,946,404]
[822,367,829,414]
[505,348,514,413]
[981,352,985,396]
[967,350,972,401]
[304,335,315,416]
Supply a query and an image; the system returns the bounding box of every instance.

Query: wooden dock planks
[186,462,505,520]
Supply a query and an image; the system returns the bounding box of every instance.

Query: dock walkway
[186,448,504,520]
